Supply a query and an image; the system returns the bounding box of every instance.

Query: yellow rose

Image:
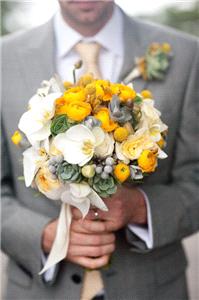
[122,130,156,160]
[95,108,118,132]
[35,165,61,194]
[66,101,91,121]
[63,87,86,103]
[138,149,158,173]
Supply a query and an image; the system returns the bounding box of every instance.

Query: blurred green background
[1,0,199,37]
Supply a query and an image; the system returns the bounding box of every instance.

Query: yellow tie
[81,270,104,300]
[75,42,102,79]
[74,41,104,300]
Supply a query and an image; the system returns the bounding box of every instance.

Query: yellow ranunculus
[66,101,91,122]
[138,149,158,173]
[111,83,136,102]
[11,130,22,145]
[114,162,130,183]
[122,130,156,160]
[63,87,86,103]
[95,108,118,132]
[55,97,68,115]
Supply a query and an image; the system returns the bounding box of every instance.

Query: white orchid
[53,124,105,166]
[18,92,62,147]
[23,146,48,187]
[95,132,115,159]
[61,182,108,218]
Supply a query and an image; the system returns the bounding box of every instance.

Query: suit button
[71,273,82,284]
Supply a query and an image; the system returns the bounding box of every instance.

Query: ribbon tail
[123,68,141,84]
[39,203,72,275]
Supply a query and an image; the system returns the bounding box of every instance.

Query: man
[1,1,199,300]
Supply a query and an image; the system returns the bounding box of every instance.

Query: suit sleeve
[126,41,199,252]
[1,124,58,285]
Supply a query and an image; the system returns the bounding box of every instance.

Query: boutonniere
[124,42,173,84]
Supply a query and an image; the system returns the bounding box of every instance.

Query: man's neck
[60,6,114,37]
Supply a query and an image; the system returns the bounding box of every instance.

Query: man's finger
[71,207,83,219]
[67,255,110,270]
[70,232,115,246]
[68,243,115,257]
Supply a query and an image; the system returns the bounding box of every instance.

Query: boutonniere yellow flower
[124,42,172,83]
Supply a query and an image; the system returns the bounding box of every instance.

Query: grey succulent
[83,116,101,129]
[130,165,143,180]
[109,96,132,124]
[57,162,82,183]
[145,50,171,80]
[89,175,117,198]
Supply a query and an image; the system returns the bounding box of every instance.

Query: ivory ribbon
[39,182,108,275]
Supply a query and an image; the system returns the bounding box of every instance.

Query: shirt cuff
[128,188,153,249]
[41,252,57,282]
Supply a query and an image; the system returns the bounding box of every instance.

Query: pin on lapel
[124,42,173,84]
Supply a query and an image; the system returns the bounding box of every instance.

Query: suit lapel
[16,19,56,98]
[119,12,156,92]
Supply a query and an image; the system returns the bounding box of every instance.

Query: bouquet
[12,72,168,273]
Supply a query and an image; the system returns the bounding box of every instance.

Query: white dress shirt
[43,6,153,281]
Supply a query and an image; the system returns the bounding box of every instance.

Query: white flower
[61,182,108,218]
[115,142,130,164]
[138,99,168,142]
[95,133,115,159]
[18,92,62,146]
[35,163,66,200]
[53,125,104,166]
[23,146,48,187]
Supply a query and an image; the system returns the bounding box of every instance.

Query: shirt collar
[54,5,124,58]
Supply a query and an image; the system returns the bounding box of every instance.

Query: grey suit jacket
[1,10,199,300]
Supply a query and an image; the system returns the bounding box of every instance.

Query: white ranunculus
[19,92,62,146]
[53,125,104,166]
[138,99,168,142]
[95,133,115,158]
[115,142,130,164]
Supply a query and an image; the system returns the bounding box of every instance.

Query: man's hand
[42,219,58,254]
[67,219,115,269]
[42,218,115,269]
[72,186,147,232]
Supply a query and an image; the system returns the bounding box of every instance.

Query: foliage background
[1,0,199,37]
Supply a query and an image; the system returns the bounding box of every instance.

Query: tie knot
[75,41,101,64]
[74,42,102,79]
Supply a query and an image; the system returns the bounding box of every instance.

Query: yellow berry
[11,130,22,145]
[141,90,153,99]
[114,163,130,183]
[162,43,171,53]
[114,127,129,142]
